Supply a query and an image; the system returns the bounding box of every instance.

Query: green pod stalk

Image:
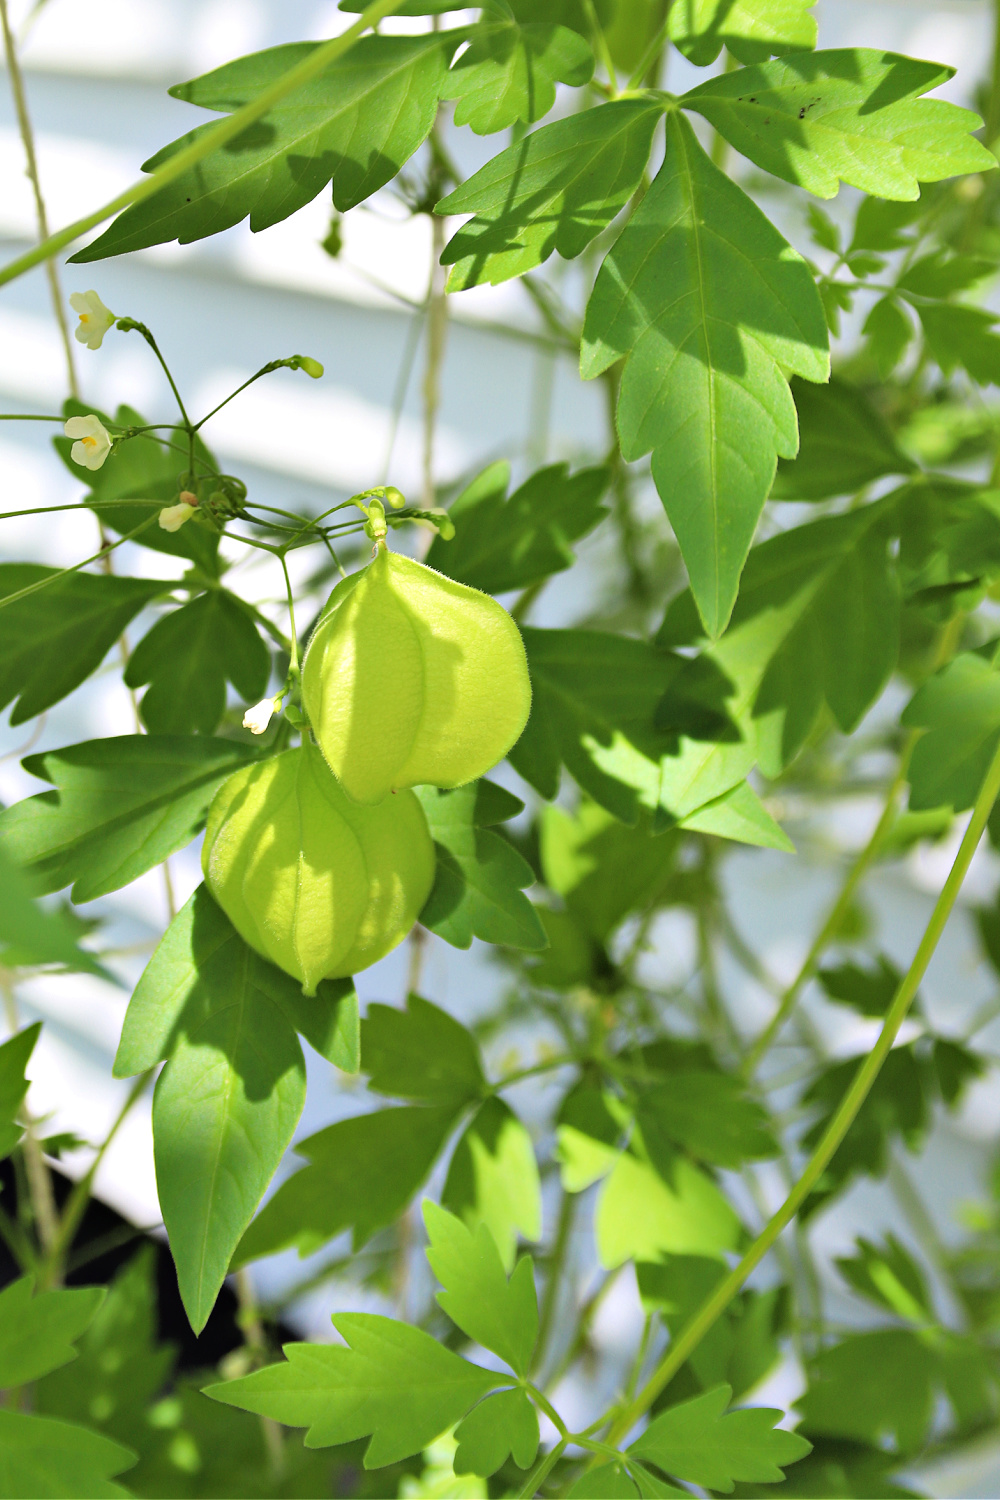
[301,547,531,805]
[201,741,435,992]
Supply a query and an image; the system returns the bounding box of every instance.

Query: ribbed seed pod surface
[301,546,531,805]
[201,741,435,992]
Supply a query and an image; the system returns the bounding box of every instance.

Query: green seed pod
[201,741,435,992]
[301,546,531,805]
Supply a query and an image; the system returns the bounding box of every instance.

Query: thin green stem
[582,0,618,94]
[0,0,402,288]
[607,733,1000,1445]
[626,14,671,92]
[525,1382,569,1439]
[0,515,161,613]
[119,322,190,427]
[534,1191,575,1375]
[279,555,300,676]
[518,1436,568,1499]
[193,361,295,431]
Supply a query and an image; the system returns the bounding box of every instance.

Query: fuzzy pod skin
[301,546,531,805]
[201,741,435,993]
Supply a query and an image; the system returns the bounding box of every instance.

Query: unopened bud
[291,355,324,379]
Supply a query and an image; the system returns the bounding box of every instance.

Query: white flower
[243,697,278,735]
[64,414,112,471]
[69,290,116,350]
[158,500,196,533]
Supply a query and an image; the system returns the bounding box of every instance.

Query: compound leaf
[0,736,259,904]
[415,784,546,951]
[772,379,915,500]
[582,112,828,635]
[454,1387,539,1477]
[902,652,1000,812]
[0,566,163,725]
[73,34,456,261]
[438,99,663,289]
[0,1410,135,1499]
[426,461,609,594]
[442,11,593,134]
[124,592,269,735]
[630,1383,811,1492]
[669,0,817,67]
[0,1277,104,1388]
[205,1316,500,1465]
[442,1097,542,1270]
[423,1201,538,1374]
[361,993,485,1106]
[234,1104,460,1265]
[683,50,994,200]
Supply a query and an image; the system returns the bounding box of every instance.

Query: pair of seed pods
[202,548,531,992]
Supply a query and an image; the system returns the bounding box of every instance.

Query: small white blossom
[158,500,196,533]
[70,290,116,350]
[64,414,112,471]
[243,697,278,735]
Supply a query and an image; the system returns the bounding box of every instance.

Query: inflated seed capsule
[201,741,435,992]
[301,545,531,805]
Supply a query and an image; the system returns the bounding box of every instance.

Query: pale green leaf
[361,993,486,1106]
[0,565,162,725]
[204,1316,500,1465]
[74,35,456,261]
[581,112,828,635]
[0,1278,104,1388]
[0,1022,39,1160]
[0,851,104,978]
[630,1383,811,1491]
[677,779,793,851]
[0,1411,135,1499]
[438,100,663,289]
[796,1330,937,1453]
[683,50,995,200]
[0,736,259,904]
[414,784,547,951]
[442,13,593,134]
[669,0,816,67]
[596,1153,741,1268]
[454,1388,539,1477]
[540,801,679,943]
[234,1104,459,1265]
[442,1098,542,1270]
[423,1201,538,1374]
[902,653,1000,812]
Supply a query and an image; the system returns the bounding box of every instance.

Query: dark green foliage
[361,993,486,1106]
[124,592,269,734]
[772,379,915,500]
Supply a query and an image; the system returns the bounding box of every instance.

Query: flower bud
[242,697,278,735]
[291,355,324,379]
[302,547,531,805]
[202,742,435,992]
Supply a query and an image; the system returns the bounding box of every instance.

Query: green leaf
[204,1316,500,1465]
[438,99,664,289]
[834,1234,933,1323]
[454,1388,539,1477]
[124,592,269,734]
[442,1097,542,1270]
[903,652,1000,812]
[425,462,609,594]
[678,779,794,851]
[423,1201,538,1375]
[34,1248,175,1451]
[668,0,816,66]
[0,1022,39,1160]
[280,978,359,1072]
[581,112,828,636]
[635,1072,778,1170]
[73,35,456,261]
[234,1103,459,1265]
[596,1152,742,1268]
[638,1258,782,1401]
[362,993,485,1105]
[658,501,900,776]
[899,250,994,299]
[55,401,220,572]
[0,735,259,904]
[0,851,103,978]
[567,1462,640,1497]
[0,1410,135,1499]
[683,51,995,200]
[0,565,163,725]
[442,11,592,134]
[0,1278,104,1387]
[540,801,679,943]
[771,379,915,500]
[414,784,547,951]
[817,956,901,1017]
[796,1331,937,1454]
[917,302,1000,385]
[863,296,914,378]
[631,1383,811,1492]
[119,889,307,1329]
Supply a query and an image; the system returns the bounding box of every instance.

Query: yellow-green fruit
[201,742,435,992]
[302,546,531,805]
